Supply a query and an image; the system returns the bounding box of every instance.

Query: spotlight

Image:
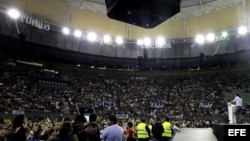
[143,37,151,46]
[206,33,215,42]
[74,30,82,38]
[156,36,165,47]
[7,8,20,19]
[195,34,205,44]
[115,36,123,45]
[221,31,228,38]
[62,27,70,35]
[87,32,97,42]
[137,39,143,46]
[103,35,111,44]
[238,26,247,35]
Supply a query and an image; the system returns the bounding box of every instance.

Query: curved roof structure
[0,0,249,71]
[59,0,243,19]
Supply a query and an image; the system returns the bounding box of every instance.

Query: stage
[171,128,217,141]
[171,124,250,141]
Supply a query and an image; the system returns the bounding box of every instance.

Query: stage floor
[172,128,217,141]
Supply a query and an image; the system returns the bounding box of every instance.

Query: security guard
[136,118,151,141]
[162,117,173,141]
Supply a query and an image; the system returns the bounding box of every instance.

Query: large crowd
[0,59,250,141]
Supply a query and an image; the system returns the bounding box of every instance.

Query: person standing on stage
[232,93,243,123]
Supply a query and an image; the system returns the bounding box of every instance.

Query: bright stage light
[87,32,97,42]
[62,27,70,35]
[206,33,215,42]
[156,36,165,47]
[115,36,123,45]
[238,26,247,35]
[7,8,20,19]
[195,34,205,44]
[74,30,82,38]
[137,39,143,46]
[103,35,111,44]
[221,31,228,38]
[143,37,151,46]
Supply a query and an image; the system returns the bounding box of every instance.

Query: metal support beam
[80,0,87,9]
[198,0,205,13]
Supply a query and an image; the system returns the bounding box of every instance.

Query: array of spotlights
[195,25,248,45]
[62,26,123,45]
[136,37,170,48]
[6,8,250,47]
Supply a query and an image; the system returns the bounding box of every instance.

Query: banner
[12,110,25,115]
[116,114,128,119]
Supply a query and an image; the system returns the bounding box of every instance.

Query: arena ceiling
[59,0,242,19]
[0,0,248,71]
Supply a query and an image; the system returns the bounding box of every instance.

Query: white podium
[227,102,236,124]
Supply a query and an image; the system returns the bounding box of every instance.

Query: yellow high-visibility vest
[162,121,172,137]
[137,123,149,139]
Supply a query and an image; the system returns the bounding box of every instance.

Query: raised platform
[212,123,250,141]
[171,124,250,141]
[172,128,217,141]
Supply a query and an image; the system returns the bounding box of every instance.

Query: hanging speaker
[105,0,181,28]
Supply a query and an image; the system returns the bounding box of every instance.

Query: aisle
[172,128,217,141]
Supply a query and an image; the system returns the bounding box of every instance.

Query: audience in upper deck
[0,60,250,124]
